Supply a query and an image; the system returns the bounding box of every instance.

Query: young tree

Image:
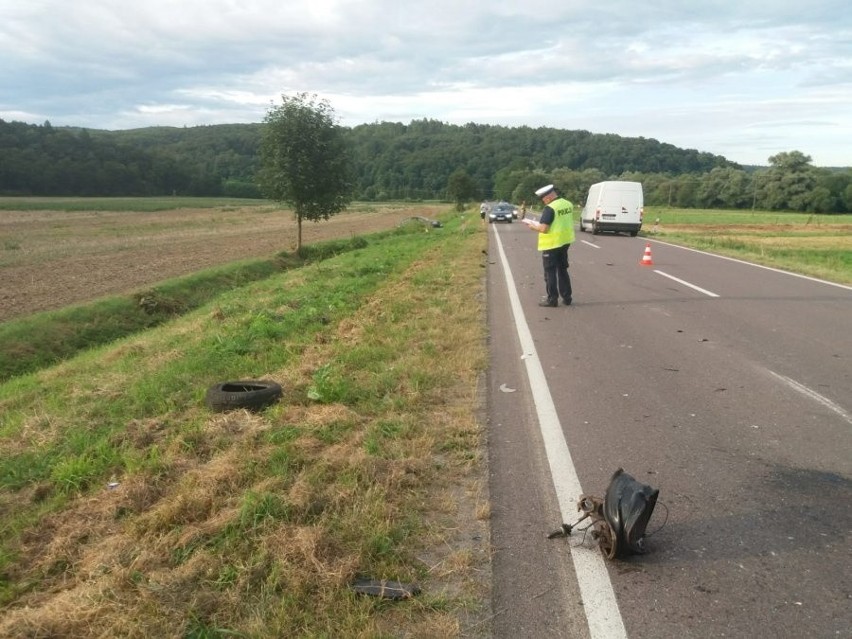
[258,93,352,251]
[446,168,479,211]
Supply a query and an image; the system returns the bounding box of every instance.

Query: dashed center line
[654,269,720,297]
[767,370,852,426]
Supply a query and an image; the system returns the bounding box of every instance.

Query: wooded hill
[1,118,850,212]
[0,118,729,198]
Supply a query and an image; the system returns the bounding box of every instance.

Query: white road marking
[767,370,852,426]
[653,269,720,298]
[647,239,852,292]
[581,239,601,248]
[492,226,628,639]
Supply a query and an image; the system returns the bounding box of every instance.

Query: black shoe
[538,298,558,307]
[562,298,572,306]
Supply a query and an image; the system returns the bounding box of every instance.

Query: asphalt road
[485,221,852,639]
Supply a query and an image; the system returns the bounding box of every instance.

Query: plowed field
[0,203,445,322]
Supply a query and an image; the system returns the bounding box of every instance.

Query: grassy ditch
[0,236,373,382]
[644,208,852,284]
[0,211,491,637]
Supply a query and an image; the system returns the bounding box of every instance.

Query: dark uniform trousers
[542,243,572,303]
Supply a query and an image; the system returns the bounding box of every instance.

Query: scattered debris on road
[350,577,421,600]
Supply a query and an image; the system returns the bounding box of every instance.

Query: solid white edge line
[491,225,628,639]
[646,238,852,292]
[653,269,720,298]
[767,370,852,426]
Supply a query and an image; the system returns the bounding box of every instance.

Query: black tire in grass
[205,380,282,412]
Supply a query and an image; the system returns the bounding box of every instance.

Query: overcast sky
[2,1,850,166]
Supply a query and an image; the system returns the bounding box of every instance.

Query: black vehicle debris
[548,468,661,560]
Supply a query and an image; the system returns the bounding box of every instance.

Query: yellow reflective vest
[538,197,575,251]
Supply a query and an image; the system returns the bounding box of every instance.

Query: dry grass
[650,215,852,284]
[660,222,852,245]
[0,211,492,637]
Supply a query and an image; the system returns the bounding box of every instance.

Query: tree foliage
[446,169,480,210]
[693,167,752,209]
[257,94,353,250]
[1,117,850,213]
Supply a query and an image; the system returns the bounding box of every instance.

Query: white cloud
[0,0,850,165]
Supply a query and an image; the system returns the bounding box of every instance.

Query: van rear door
[583,181,643,235]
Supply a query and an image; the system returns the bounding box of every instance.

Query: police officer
[525,184,575,307]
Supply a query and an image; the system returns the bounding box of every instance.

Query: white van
[580,181,644,236]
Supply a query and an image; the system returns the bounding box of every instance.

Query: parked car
[488,202,515,224]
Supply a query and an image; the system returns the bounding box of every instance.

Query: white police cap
[535,184,555,197]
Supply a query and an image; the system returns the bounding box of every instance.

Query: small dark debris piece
[399,216,443,229]
[547,523,573,539]
[351,577,421,600]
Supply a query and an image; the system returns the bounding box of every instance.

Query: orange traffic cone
[640,243,654,266]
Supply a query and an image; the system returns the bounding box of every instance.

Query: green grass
[0,235,380,382]
[646,208,852,227]
[644,207,852,284]
[0,208,490,637]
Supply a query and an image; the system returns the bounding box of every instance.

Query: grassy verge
[0,209,490,637]
[644,208,852,284]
